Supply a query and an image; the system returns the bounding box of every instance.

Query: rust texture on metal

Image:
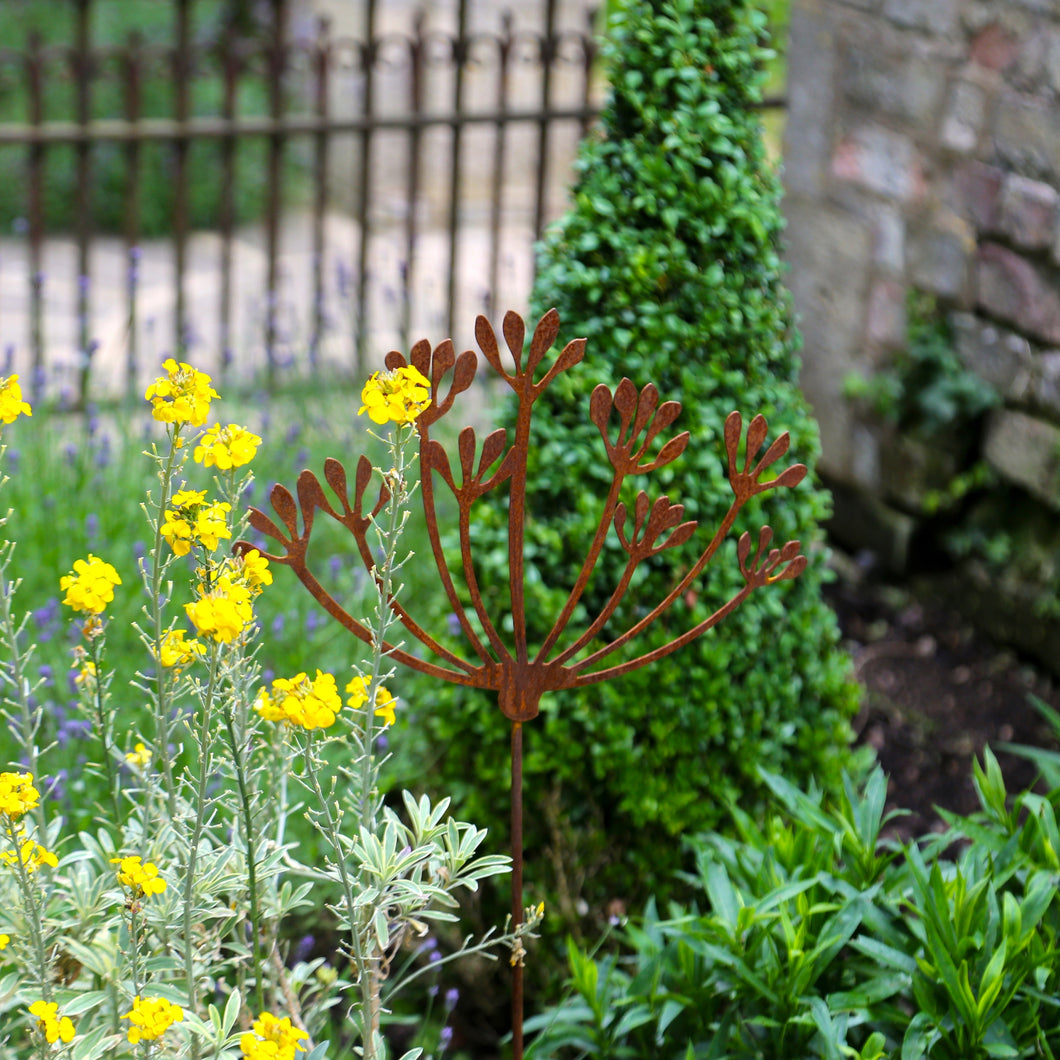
[238,308,809,1056]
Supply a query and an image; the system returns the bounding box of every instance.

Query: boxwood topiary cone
[401,0,860,929]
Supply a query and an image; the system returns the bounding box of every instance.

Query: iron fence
[0,0,602,406]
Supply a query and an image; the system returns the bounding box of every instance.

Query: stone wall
[783,0,1060,668]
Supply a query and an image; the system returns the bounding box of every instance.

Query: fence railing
[0,0,603,406]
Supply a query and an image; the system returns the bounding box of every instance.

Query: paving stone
[984,408,1060,508]
[977,242,1060,344]
[998,173,1059,250]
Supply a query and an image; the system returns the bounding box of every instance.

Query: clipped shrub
[400,0,858,924]
[526,754,1060,1057]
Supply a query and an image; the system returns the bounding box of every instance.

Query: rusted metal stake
[239,309,809,1058]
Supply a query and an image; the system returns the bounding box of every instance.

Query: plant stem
[222,701,263,1014]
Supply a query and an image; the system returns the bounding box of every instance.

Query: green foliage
[843,293,1000,439]
[400,0,858,927]
[0,1,298,237]
[527,756,1060,1057]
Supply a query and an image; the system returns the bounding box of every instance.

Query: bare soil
[825,562,1060,841]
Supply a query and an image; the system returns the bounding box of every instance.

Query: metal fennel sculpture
[240,309,809,1056]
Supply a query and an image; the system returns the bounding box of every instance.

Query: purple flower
[439,1026,453,1051]
[444,987,459,1012]
[57,718,92,748]
[271,614,285,637]
[293,934,315,963]
[84,512,99,542]
[305,611,320,635]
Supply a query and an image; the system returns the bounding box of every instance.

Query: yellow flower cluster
[29,1000,75,1045]
[145,359,218,427]
[123,995,184,1044]
[157,627,206,670]
[0,375,31,425]
[256,671,342,731]
[183,550,270,645]
[194,423,262,470]
[0,771,39,820]
[239,1012,309,1060]
[2,839,57,874]
[112,855,167,898]
[73,660,98,693]
[358,365,432,425]
[59,554,122,615]
[0,933,8,949]
[345,675,398,727]
[125,743,152,768]
[161,489,232,558]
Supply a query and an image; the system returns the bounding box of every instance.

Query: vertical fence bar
[25,32,45,401]
[310,16,331,372]
[444,0,469,341]
[173,0,191,354]
[400,12,425,352]
[264,0,289,388]
[354,0,377,376]
[218,28,237,382]
[74,0,93,406]
[487,14,513,322]
[579,8,598,140]
[533,0,558,241]
[123,31,143,401]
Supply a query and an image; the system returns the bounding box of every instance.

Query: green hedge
[399,0,859,928]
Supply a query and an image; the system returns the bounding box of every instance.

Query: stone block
[984,409,1060,508]
[839,40,946,128]
[998,173,1059,250]
[1028,350,1060,418]
[908,215,976,301]
[883,0,959,36]
[940,79,988,154]
[994,90,1060,182]
[1048,29,1060,96]
[866,278,907,348]
[969,23,1021,72]
[831,123,926,202]
[951,312,1033,395]
[782,2,838,198]
[783,196,874,481]
[976,242,1060,344]
[951,160,1004,230]
[871,204,906,270]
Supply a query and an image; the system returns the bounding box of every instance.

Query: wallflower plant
[0,358,528,1059]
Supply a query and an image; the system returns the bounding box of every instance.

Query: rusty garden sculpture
[241,309,809,1057]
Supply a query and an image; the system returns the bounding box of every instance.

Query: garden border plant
[0,364,534,1059]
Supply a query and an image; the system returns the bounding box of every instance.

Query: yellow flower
[123,995,184,1044]
[0,771,39,820]
[28,1000,75,1045]
[239,1011,309,1060]
[157,628,206,669]
[59,554,122,614]
[185,575,254,645]
[2,839,58,874]
[256,671,342,731]
[345,675,398,727]
[0,933,9,949]
[125,743,153,768]
[73,660,98,693]
[161,493,231,557]
[111,855,167,898]
[0,375,31,424]
[236,548,273,590]
[145,359,218,426]
[358,365,432,425]
[194,423,262,469]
